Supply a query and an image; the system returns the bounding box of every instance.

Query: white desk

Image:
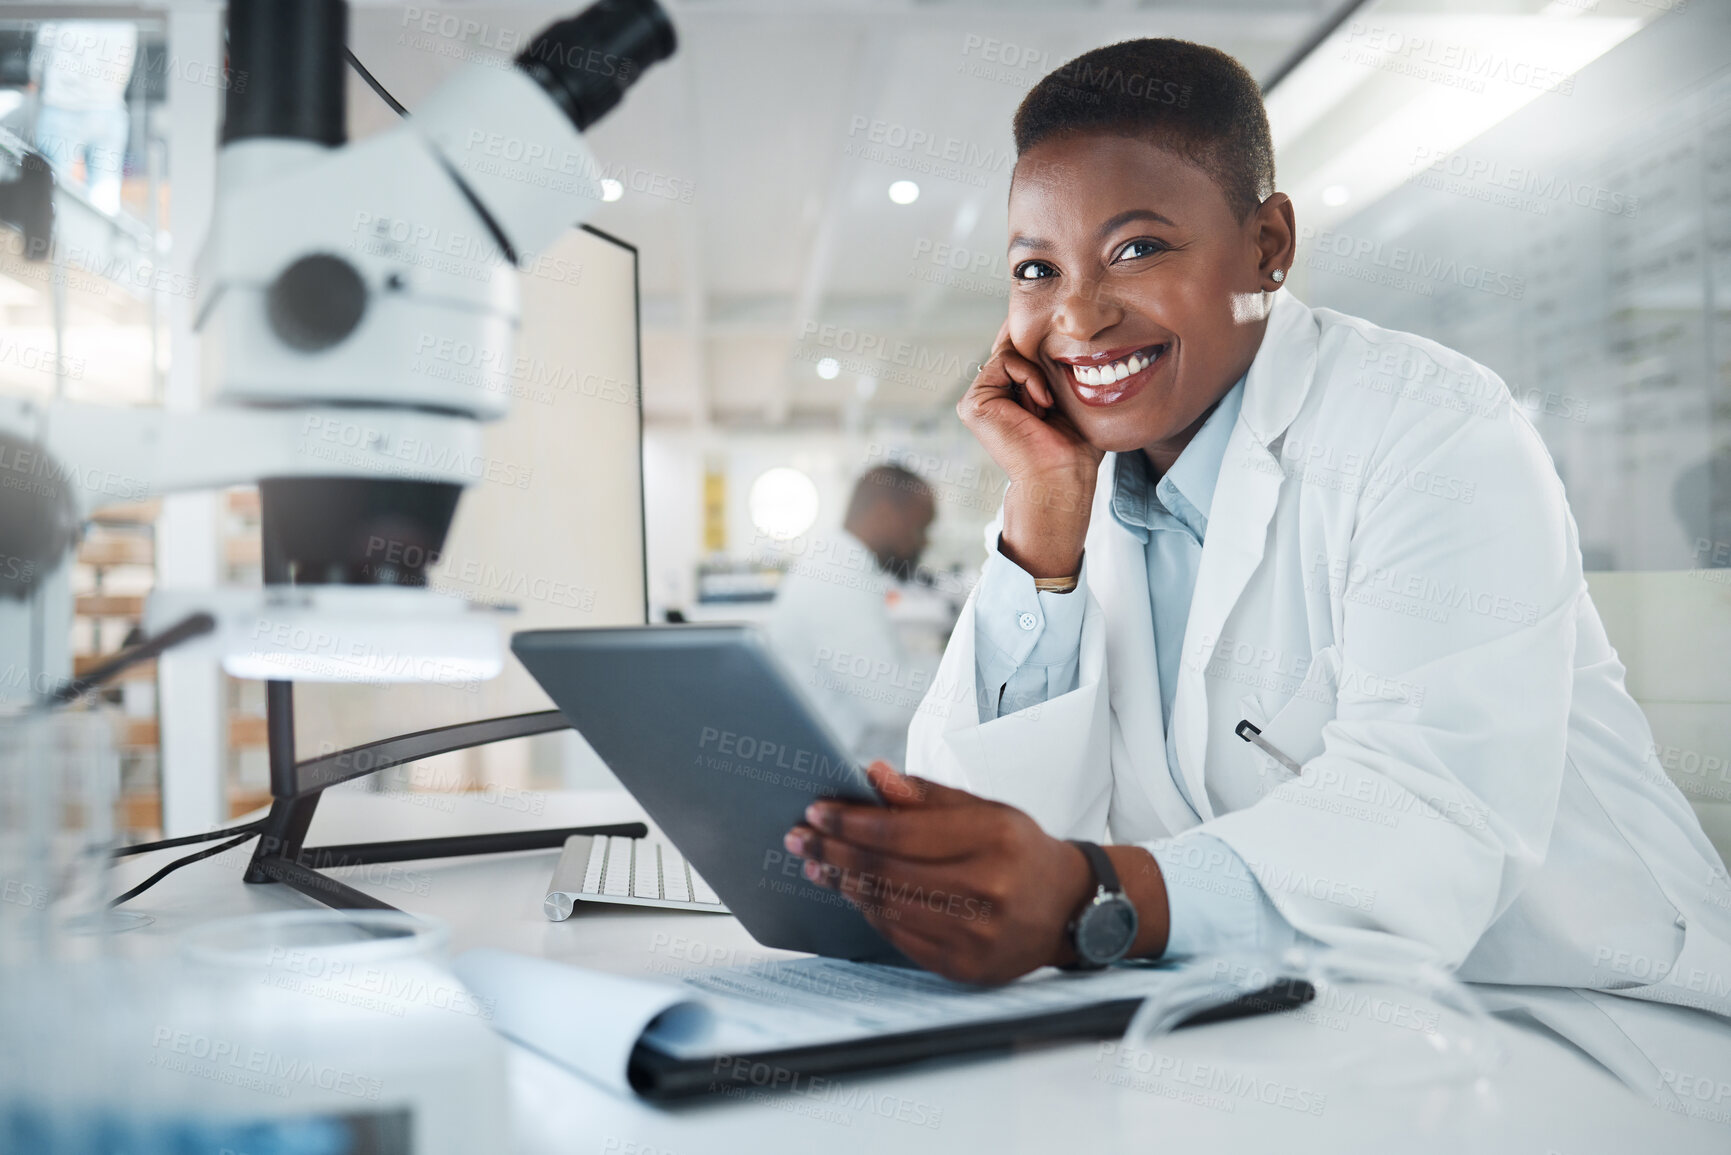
[112,788,1724,1153]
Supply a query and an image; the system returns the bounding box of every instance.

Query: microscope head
[202,0,675,592]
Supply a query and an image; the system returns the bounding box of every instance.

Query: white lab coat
[765,530,935,767]
[908,293,1731,1084]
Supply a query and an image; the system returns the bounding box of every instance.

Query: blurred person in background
[766,466,938,768]
[31,20,136,215]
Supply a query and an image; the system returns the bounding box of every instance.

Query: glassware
[0,707,145,966]
[1114,942,1507,1140]
[3,910,507,1154]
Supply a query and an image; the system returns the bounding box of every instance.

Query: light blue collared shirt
[974,377,1301,959]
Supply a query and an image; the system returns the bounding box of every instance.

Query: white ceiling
[346,0,1334,427]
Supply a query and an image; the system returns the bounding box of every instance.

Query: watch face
[1076,895,1139,965]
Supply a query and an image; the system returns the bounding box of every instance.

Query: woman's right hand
[958,323,1103,579]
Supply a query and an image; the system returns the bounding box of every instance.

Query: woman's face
[1005,133,1291,461]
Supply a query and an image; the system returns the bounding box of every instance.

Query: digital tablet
[511,624,904,963]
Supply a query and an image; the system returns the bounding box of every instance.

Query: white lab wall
[1288,0,1730,573]
[1587,571,1731,864]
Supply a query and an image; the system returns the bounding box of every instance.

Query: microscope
[0,0,676,907]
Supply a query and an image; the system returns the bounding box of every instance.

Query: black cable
[343,46,408,117]
[112,818,266,858]
[39,612,217,708]
[108,830,260,908]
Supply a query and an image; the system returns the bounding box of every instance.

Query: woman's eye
[1013,260,1057,281]
[1115,239,1166,262]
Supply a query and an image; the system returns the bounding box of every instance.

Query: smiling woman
[780,35,1731,1100]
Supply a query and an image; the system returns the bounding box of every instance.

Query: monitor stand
[239,683,645,912]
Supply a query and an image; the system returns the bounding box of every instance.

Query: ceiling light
[599,178,624,202]
[888,180,920,205]
[749,467,821,540]
[1267,13,1647,228]
[1321,184,1352,207]
[815,357,840,380]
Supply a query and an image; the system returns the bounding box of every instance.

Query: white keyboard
[544,833,728,920]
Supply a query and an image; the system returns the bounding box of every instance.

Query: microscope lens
[516,0,679,133]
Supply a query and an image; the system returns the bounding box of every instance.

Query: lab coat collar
[1238,290,1319,449]
[1167,291,1321,818]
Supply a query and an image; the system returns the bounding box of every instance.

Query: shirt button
[1017,612,1038,631]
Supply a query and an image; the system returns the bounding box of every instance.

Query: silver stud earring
[1270,268,1286,284]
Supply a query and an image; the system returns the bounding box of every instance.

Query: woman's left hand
[783,762,1095,984]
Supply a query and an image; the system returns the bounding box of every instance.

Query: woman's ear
[1252,191,1297,289]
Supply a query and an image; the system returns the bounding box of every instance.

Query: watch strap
[1068,839,1121,896]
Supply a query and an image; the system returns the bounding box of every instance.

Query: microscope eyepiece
[516,0,677,133]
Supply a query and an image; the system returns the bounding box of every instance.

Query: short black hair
[847,466,932,522]
[1013,39,1275,220]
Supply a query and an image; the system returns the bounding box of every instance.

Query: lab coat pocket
[1239,645,1340,788]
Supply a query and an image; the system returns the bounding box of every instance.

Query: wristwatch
[1064,840,1139,969]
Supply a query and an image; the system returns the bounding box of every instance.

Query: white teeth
[1072,349,1161,388]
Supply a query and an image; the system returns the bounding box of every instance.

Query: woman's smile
[1051,342,1171,407]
